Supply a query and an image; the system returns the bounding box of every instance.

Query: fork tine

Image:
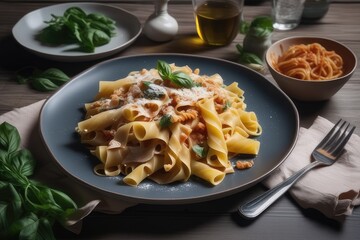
[316,119,342,149]
[324,121,349,152]
[331,125,356,156]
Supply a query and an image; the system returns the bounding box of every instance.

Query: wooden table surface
[1,1,359,239]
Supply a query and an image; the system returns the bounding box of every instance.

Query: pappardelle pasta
[76,60,261,186]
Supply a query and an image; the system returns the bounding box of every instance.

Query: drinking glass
[192,0,244,46]
[272,0,305,30]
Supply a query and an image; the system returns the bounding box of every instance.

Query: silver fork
[238,119,356,219]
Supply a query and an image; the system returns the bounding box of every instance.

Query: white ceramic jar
[144,0,179,42]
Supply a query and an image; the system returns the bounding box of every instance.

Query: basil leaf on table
[236,44,263,65]
[16,67,70,92]
[38,68,70,85]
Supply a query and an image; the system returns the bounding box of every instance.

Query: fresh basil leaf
[0,201,8,232]
[64,19,82,43]
[170,71,196,88]
[143,82,165,99]
[87,13,116,25]
[9,149,35,177]
[157,60,172,80]
[0,122,20,154]
[160,114,172,128]
[67,13,88,29]
[236,44,263,65]
[93,29,111,46]
[37,217,56,240]
[89,20,115,37]
[31,77,59,92]
[80,27,96,52]
[0,182,23,232]
[239,20,250,35]
[15,213,39,240]
[16,68,69,92]
[239,52,263,65]
[223,101,231,111]
[50,188,78,211]
[236,43,245,55]
[64,7,87,19]
[38,68,70,85]
[248,16,273,38]
[16,75,29,84]
[192,145,208,158]
[38,25,68,45]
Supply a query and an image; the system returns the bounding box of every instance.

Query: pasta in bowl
[76,60,262,187]
[266,36,357,101]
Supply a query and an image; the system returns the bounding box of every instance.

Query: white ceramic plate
[40,54,299,204]
[12,2,142,62]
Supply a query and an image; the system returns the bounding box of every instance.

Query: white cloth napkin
[263,116,360,221]
[0,100,137,233]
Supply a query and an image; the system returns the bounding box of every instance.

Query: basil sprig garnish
[156,60,197,88]
[16,67,70,92]
[0,122,78,240]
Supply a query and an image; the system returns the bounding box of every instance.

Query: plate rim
[40,53,300,204]
[12,2,142,62]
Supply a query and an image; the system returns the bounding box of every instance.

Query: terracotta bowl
[265,36,357,101]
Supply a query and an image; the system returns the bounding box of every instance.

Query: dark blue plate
[40,54,299,204]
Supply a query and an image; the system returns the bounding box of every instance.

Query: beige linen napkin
[0,100,137,233]
[263,116,360,220]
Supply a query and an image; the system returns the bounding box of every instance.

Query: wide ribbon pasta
[76,61,261,186]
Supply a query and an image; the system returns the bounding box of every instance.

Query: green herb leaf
[10,149,35,177]
[37,68,70,85]
[16,67,70,92]
[17,214,39,239]
[87,13,116,26]
[192,145,208,158]
[31,77,60,92]
[239,20,250,35]
[239,16,273,38]
[92,29,111,46]
[236,44,263,65]
[239,52,263,65]
[223,101,231,111]
[170,71,197,88]
[248,16,273,38]
[157,60,197,88]
[160,114,172,128]
[143,82,165,99]
[0,121,20,154]
[64,7,87,19]
[157,60,173,80]
[0,182,23,233]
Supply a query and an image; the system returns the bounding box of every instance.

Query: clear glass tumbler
[272,0,305,30]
